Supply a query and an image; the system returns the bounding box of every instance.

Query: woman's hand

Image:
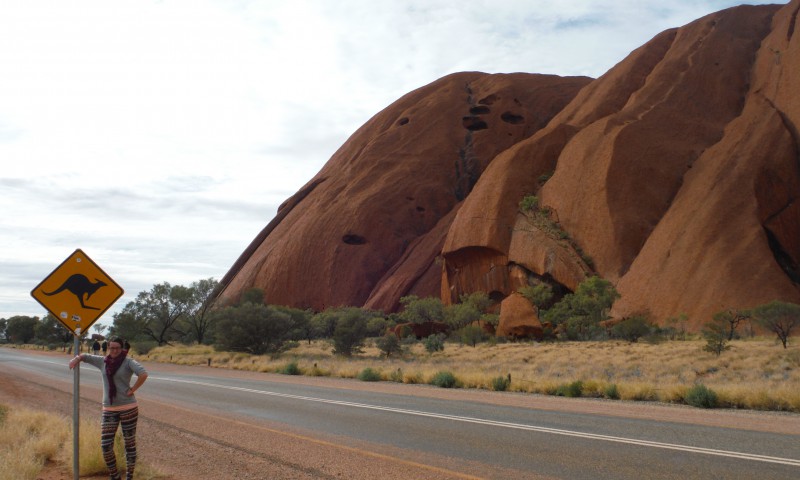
[68,354,82,370]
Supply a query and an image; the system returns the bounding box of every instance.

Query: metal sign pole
[73,328,81,480]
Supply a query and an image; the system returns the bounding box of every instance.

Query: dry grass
[144,337,800,412]
[0,404,68,480]
[0,403,161,480]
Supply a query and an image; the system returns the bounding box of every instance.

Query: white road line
[153,376,800,467]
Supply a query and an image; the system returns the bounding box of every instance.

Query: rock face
[496,293,543,339]
[217,1,800,331]
[216,72,591,311]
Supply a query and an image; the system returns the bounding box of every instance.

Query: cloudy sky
[1,0,786,325]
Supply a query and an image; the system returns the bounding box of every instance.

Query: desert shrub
[214,303,295,355]
[280,361,301,375]
[610,315,653,343]
[752,300,800,348]
[424,333,445,353]
[519,195,539,212]
[555,380,584,398]
[604,383,620,400]
[430,371,458,388]
[459,324,486,347]
[131,340,158,355]
[357,367,382,382]
[331,308,370,356]
[365,316,390,337]
[491,375,511,392]
[543,276,620,341]
[518,283,554,310]
[375,333,401,357]
[685,384,718,408]
[701,317,731,356]
[398,295,445,324]
[389,368,403,383]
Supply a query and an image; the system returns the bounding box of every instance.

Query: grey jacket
[83,354,147,407]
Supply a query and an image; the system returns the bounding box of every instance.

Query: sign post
[72,330,80,480]
[31,249,123,480]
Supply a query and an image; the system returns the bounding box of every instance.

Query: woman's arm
[126,372,148,396]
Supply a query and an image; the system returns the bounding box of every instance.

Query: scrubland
[143,337,800,412]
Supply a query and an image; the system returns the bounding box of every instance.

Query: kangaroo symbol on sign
[42,274,107,310]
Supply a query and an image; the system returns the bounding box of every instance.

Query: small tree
[213,303,294,355]
[702,316,731,356]
[375,332,401,358]
[712,309,751,341]
[424,333,446,353]
[398,296,445,324]
[664,313,689,340]
[5,316,38,344]
[35,314,69,346]
[460,324,485,347]
[752,300,800,349]
[543,276,620,340]
[610,315,652,343]
[331,308,369,357]
[518,283,554,310]
[444,302,481,330]
[274,306,313,343]
[185,277,220,344]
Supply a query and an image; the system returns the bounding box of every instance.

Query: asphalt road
[3,347,799,479]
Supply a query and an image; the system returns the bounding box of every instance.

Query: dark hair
[109,337,125,348]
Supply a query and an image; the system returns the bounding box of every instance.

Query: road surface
[2,347,798,479]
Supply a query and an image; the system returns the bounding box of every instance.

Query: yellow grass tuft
[0,404,162,480]
[0,405,68,480]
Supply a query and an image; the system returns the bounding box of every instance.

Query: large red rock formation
[217,1,800,330]
[216,72,591,311]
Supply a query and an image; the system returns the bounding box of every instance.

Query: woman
[69,337,148,480]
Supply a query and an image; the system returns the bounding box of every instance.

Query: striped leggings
[101,406,138,479]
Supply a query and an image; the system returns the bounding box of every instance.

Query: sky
[1,0,788,327]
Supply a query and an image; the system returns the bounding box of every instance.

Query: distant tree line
[3,276,798,354]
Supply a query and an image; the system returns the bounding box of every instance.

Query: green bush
[519,195,539,212]
[555,380,584,398]
[604,383,620,399]
[430,371,458,388]
[376,333,401,357]
[685,384,718,408]
[213,303,295,355]
[131,340,158,355]
[357,367,382,382]
[280,361,301,375]
[491,375,510,392]
[611,315,653,343]
[459,324,486,347]
[424,334,445,353]
[331,308,369,356]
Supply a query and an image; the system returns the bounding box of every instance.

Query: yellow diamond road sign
[31,249,124,336]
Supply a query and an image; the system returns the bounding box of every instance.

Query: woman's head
[107,337,125,358]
